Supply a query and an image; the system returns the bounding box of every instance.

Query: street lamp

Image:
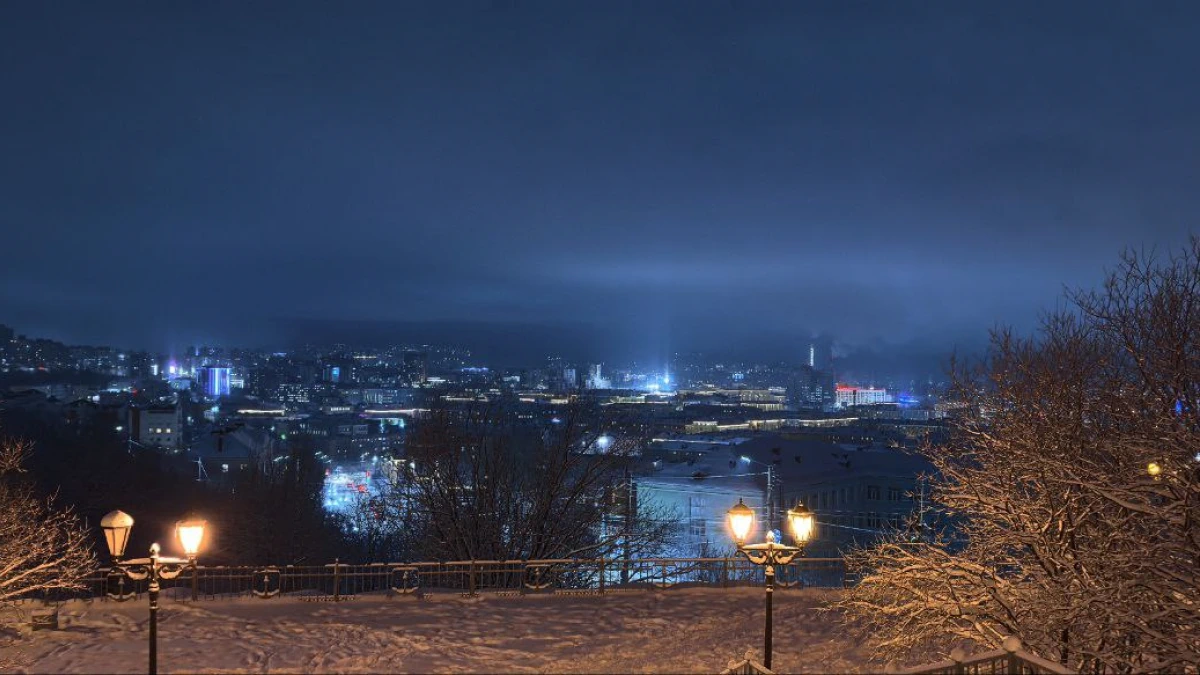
[100,510,206,675]
[727,499,814,671]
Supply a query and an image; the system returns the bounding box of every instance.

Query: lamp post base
[764,566,774,670]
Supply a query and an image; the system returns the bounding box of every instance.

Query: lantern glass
[176,519,207,558]
[100,510,134,560]
[727,499,755,544]
[787,504,815,544]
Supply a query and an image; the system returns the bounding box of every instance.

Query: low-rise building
[835,385,893,408]
[731,434,933,556]
[130,405,183,450]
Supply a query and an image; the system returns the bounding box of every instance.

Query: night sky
[1,1,1197,365]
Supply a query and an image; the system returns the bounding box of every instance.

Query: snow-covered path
[2,588,874,674]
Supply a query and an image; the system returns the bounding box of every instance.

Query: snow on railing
[721,650,775,675]
[886,636,1076,675]
[11,556,848,604]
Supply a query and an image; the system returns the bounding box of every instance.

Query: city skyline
[3,3,1199,670]
[0,318,938,389]
[2,2,1197,361]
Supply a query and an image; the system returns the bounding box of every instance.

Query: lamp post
[100,510,206,675]
[727,498,814,671]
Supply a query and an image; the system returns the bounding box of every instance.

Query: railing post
[949,648,966,675]
[469,560,476,596]
[1002,636,1022,675]
[597,558,605,594]
[333,559,340,602]
[722,558,728,588]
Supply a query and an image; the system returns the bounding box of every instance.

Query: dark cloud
[0,1,1196,363]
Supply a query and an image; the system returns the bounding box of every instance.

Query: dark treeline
[0,402,680,568]
[350,405,678,564]
[0,408,353,567]
[0,370,114,389]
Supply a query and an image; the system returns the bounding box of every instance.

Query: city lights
[1,4,1197,673]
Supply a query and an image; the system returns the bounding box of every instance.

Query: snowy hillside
[2,588,874,674]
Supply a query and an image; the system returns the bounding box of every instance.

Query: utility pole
[193,455,208,482]
[766,464,775,532]
[916,476,928,541]
[621,472,636,585]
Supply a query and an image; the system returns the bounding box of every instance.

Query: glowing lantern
[100,510,134,560]
[727,499,755,545]
[787,503,815,544]
[176,519,207,559]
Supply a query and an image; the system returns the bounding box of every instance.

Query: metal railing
[887,637,1076,675]
[12,557,847,605]
[721,650,775,675]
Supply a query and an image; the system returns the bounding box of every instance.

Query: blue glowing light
[202,367,231,397]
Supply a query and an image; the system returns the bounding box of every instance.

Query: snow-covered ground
[1,588,875,674]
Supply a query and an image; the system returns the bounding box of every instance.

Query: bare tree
[0,434,95,608]
[338,482,408,563]
[208,439,347,565]
[836,240,1200,673]
[382,404,678,563]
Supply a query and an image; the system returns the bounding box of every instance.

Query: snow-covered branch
[835,238,1200,673]
[0,434,96,609]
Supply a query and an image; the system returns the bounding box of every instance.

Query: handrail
[721,650,775,675]
[12,556,849,605]
[886,637,1076,675]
